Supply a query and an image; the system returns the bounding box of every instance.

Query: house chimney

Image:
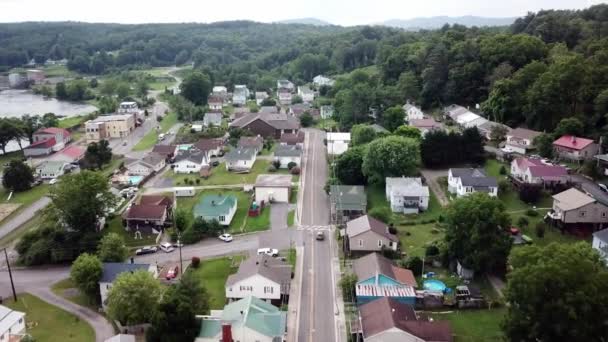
[221,323,233,342]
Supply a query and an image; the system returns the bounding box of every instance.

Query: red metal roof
[553,135,594,150]
[35,127,71,137]
[60,145,85,159]
[25,137,56,149]
[515,157,568,178]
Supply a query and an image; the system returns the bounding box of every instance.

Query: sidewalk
[286,246,304,342]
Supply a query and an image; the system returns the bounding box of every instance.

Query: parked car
[599,183,608,192]
[166,266,179,280]
[211,160,220,167]
[257,248,279,257]
[49,178,58,185]
[316,231,325,241]
[219,233,233,242]
[135,246,158,255]
[159,242,175,253]
[32,179,42,186]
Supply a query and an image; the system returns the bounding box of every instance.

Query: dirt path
[421,169,449,206]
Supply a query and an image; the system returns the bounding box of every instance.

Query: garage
[255,174,292,203]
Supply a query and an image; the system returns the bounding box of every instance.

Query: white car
[257,248,279,257]
[159,242,175,253]
[219,233,233,242]
[49,178,58,185]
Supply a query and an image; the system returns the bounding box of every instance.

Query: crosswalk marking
[296,225,332,231]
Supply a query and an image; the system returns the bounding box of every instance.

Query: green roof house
[329,185,367,224]
[196,296,286,342]
[193,194,238,226]
[35,160,66,179]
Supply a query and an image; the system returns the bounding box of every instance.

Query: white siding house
[225,147,257,172]
[225,255,291,303]
[385,177,429,214]
[403,103,424,121]
[326,132,351,155]
[173,150,208,174]
[448,168,498,197]
[0,305,26,342]
[255,174,292,203]
[592,228,608,265]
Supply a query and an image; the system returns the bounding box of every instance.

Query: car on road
[135,246,158,255]
[49,178,58,185]
[211,160,220,167]
[219,233,233,242]
[159,242,175,253]
[166,266,179,280]
[316,231,325,241]
[122,141,127,146]
[257,248,279,257]
[599,183,608,192]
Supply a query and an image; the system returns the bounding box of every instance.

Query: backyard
[177,189,271,234]
[133,111,178,151]
[187,256,243,309]
[5,293,95,342]
[104,215,159,247]
[429,308,506,342]
[172,160,291,186]
[51,278,97,311]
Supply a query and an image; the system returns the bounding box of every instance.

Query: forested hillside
[2,5,608,135]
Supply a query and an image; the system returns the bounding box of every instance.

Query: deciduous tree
[107,270,162,325]
[350,124,376,146]
[362,136,420,184]
[180,71,212,106]
[334,146,366,185]
[97,233,128,262]
[70,253,103,299]
[381,106,405,132]
[84,140,112,170]
[2,160,34,192]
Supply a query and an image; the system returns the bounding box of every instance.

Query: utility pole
[3,248,17,302]
[177,232,183,275]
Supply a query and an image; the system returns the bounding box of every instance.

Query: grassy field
[188,256,243,309]
[315,118,338,131]
[171,160,283,186]
[133,111,178,151]
[58,116,87,129]
[51,278,98,311]
[5,293,95,342]
[430,308,506,342]
[287,210,295,227]
[177,190,270,234]
[0,184,50,225]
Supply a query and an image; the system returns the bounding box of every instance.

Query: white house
[196,296,286,342]
[313,75,335,87]
[385,177,430,214]
[320,105,334,119]
[297,86,315,103]
[126,153,166,177]
[592,228,608,265]
[35,160,66,179]
[225,147,257,172]
[448,168,498,197]
[233,85,249,106]
[255,174,292,203]
[174,187,195,197]
[504,128,542,154]
[326,132,351,155]
[0,305,26,342]
[274,145,302,169]
[403,103,424,121]
[226,255,291,303]
[203,112,222,127]
[277,79,295,92]
[278,90,292,106]
[99,262,158,309]
[105,334,136,342]
[173,150,208,174]
[510,157,568,185]
[208,95,223,111]
[255,92,268,105]
[194,194,238,226]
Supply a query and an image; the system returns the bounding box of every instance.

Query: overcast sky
[0,0,605,26]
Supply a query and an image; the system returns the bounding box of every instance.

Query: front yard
[188,256,243,309]
[5,293,95,342]
[172,160,275,186]
[177,190,270,234]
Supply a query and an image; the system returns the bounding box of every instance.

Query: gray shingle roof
[255,174,292,187]
[225,147,257,161]
[450,168,497,188]
[346,215,398,242]
[226,255,291,290]
[174,149,207,164]
[100,263,150,283]
[274,145,302,157]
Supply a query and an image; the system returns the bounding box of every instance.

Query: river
[0,89,98,153]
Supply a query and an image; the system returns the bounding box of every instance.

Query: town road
[297,129,336,342]
[0,197,51,243]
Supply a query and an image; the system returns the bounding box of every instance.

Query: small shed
[255,174,292,203]
[457,260,475,280]
[174,187,195,197]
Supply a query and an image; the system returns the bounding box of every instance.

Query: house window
[358,239,362,246]
[378,240,382,247]
[603,212,607,218]
[219,216,226,222]
[580,211,586,217]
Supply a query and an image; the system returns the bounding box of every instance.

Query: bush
[339,273,357,302]
[289,167,301,175]
[287,161,297,170]
[519,184,542,203]
[388,224,397,235]
[272,159,281,169]
[498,179,510,194]
[499,165,507,175]
[526,208,539,217]
[368,207,392,224]
[517,216,529,227]
[381,246,400,259]
[195,178,201,185]
[535,222,546,238]
[191,257,200,269]
[405,256,423,276]
[425,245,440,256]
[267,165,277,172]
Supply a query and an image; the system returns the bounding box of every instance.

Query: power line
[2,247,17,302]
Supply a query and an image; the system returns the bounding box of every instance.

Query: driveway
[570,174,608,205]
[270,203,288,231]
[420,169,450,206]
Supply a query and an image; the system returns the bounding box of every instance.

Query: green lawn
[105,215,158,247]
[259,144,277,156]
[100,157,125,178]
[290,187,298,204]
[133,111,178,151]
[5,293,95,342]
[399,223,445,258]
[172,160,284,186]
[0,184,50,225]
[287,248,296,270]
[315,118,338,131]
[188,256,243,309]
[51,278,98,311]
[430,308,506,342]
[58,116,87,129]
[287,210,295,227]
[177,190,270,234]
[367,184,442,225]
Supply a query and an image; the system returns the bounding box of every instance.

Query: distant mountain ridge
[276,18,332,26]
[378,15,517,30]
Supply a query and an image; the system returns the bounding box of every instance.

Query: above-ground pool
[129,175,144,185]
[423,279,447,292]
[178,144,192,151]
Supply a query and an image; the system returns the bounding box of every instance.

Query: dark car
[212,160,220,167]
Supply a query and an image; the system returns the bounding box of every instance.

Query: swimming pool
[423,279,447,292]
[129,175,144,185]
[178,144,192,151]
